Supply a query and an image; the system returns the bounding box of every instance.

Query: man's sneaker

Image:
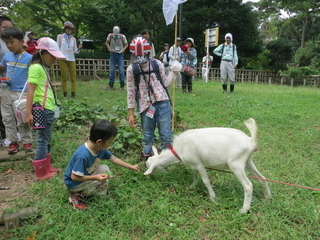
[2,139,11,148]
[69,193,87,210]
[8,143,19,154]
[23,143,34,152]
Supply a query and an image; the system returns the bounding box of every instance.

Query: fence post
[255,75,258,84]
[291,78,294,87]
[268,77,271,85]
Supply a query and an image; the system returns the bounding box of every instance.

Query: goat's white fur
[144,118,271,213]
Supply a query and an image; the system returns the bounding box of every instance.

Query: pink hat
[36,37,66,59]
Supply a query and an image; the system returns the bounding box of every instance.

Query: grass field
[2,79,320,239]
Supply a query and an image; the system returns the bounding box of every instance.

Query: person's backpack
[131,59,171,111]
[110,33,126,44]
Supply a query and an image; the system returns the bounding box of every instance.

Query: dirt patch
[0,146,37,230]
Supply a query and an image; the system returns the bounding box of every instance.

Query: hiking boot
[8,142,19,154]
[69,193,87,210]
[230,84,235,94]
[71,92,76,98]
[107,82,114,90]
[222,84,228,94]
[120,82,125,89]
[23,143,34,152]
[63,92,67,97]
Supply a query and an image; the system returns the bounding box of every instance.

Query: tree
[6,0,264,68]
[257,0,320,48]
[262,38,293,72]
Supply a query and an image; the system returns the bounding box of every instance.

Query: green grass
[3,79,320,239]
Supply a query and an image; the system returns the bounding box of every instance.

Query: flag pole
[171,10,178,132]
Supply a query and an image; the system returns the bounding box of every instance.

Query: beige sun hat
[184,37,196,47]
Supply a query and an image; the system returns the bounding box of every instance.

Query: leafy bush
[55,98,108,129]
[55,99,142,155]
[283,66,319,78]
[106,105,143,155]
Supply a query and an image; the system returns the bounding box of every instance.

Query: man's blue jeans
[140,101,172,156]
[109,53,125,84]
[35,109,54,160]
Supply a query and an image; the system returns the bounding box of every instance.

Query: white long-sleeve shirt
[57,34,79,62]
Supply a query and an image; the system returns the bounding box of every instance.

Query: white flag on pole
[163,0,187,25]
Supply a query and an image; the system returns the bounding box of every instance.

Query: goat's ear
[152,146,159,156]
[144,165,155,175]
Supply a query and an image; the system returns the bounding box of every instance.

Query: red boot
[32,158,57,181]
[46,153,59,173]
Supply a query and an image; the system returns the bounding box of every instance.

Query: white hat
[184,37,196,47]
[36,37,66,59]
[225,33,233,42]
[62,21,75,29]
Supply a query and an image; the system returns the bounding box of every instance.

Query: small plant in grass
[55,100,143,156]
[107,105,143,155]
[55,98,108,130]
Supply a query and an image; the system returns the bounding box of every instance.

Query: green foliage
[54,99,142,157]
[106,105,143,156]
[262,38,294,72]
[54,98,108,130]
[283,66,319,78]
[6,0,263,69]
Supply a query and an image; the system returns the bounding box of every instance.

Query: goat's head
[144,146,165,175]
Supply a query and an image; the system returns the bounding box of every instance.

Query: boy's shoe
[2,139,11,148]
[69,193,87,210]
[23,143,34,152]
[8,143,19,154]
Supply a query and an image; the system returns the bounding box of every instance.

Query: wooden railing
[51,58,320,88]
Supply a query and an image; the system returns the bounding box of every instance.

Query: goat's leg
[190,169,200,188]
[197,166,216,201]
[246,158,271,199]
[229,163,253,214]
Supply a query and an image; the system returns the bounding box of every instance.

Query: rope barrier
[208,168,320,192]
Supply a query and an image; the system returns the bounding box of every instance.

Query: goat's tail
[244,118,258,148]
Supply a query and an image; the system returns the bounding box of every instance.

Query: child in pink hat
[26,37,66,181]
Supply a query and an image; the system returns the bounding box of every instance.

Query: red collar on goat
[167,145,182,162]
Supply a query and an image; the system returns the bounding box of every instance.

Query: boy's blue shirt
[0,51,32,91]
[64,144,113,189]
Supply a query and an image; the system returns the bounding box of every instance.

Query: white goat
[144,118,271,213]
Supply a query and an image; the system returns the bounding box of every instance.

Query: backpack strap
[221,44,235,60]
[131,63,141,112]
[149,59,172,106]
[132,59,172,112]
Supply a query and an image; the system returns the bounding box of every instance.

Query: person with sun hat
[57,21,82,98]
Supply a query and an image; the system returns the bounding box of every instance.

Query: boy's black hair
[0,16,13,26]
[142,29,152,38]
[89,119,117,142]
[1,27,24,40]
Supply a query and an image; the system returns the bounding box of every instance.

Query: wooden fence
[51,58,320,88]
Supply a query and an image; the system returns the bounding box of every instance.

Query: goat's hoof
[265,193,272,199]
[209,196,216,202]
[240,208,250,214]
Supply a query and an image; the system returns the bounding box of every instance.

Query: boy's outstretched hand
[132,165,141,172]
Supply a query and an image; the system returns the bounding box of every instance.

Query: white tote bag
[13,81,28,124]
